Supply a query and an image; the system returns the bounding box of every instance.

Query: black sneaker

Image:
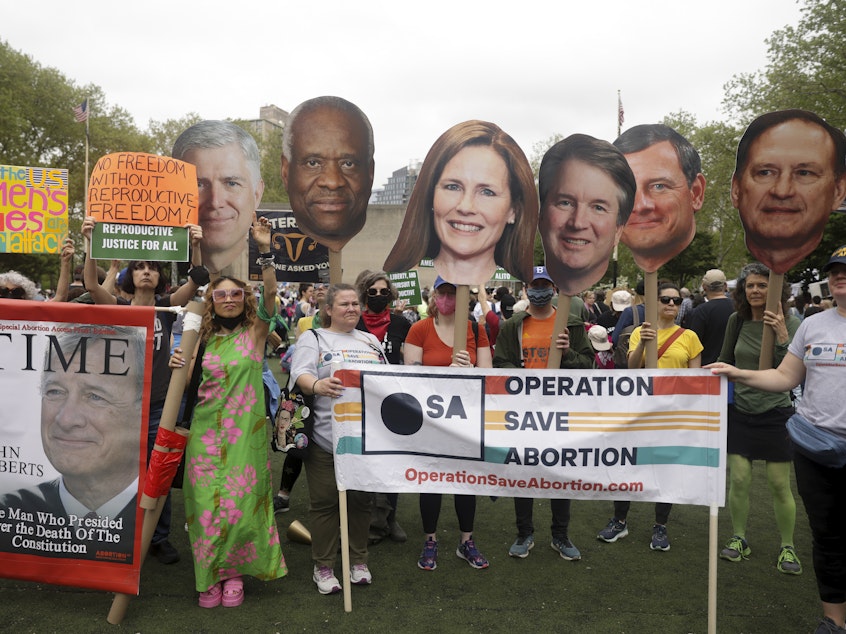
[150,539,180,564]
[273,496,290,515]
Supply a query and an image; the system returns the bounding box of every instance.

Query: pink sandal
[198,582,222,608]
[222,576,244,608]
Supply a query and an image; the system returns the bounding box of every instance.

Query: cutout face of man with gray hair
[173,121,265,275]
[614,124,706,273]
[281,96,374,253]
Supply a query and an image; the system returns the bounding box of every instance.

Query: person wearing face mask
[354,270,411,544]
[404,277,493,571]
[493,266,594,560]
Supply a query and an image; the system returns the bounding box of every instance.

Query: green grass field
[0,362,823,632]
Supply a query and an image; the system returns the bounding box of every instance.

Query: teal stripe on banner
[336,437,362,455]
[637,446,719,467]
[484,446,511,464]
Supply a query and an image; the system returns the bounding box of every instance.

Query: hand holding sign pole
[731,110,846,368]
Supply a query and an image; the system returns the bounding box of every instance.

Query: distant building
[243,104,288,143]
[375,161,420,205]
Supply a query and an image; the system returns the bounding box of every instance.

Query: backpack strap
[657,327,685,360]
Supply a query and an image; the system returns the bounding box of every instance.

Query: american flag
[73,99,88,123]
[617,96,625,128]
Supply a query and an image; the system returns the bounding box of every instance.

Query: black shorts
[727,405,794,462]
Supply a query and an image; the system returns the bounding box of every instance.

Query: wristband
[188,265,210,286]
[312,378,320,394]
[259,251,274,259]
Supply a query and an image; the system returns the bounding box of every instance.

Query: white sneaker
[350,563,372,585]
[312,565,341,594]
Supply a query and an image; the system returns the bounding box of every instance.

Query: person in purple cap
[493,265,593,560]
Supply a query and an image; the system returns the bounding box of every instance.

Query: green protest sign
[387,270,422,306]
[90,222,189,261]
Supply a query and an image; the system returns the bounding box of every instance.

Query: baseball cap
[611,290,632,312]
[499,294,516,318]
[822,245,846,273]
[588,325,612,351]
[702,269,727,289]
[433,276,455,290]
[531,266,554,284]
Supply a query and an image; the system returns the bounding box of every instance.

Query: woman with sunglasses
[171,214,287,607]
[597,282,702,552]
[354,270,412,544]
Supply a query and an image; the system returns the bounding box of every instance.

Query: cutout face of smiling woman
[432,145,515,283]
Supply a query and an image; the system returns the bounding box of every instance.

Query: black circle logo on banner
[381,393,423,435]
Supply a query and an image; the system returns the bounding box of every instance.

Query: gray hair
[282,96,374,162]
[41,325,147,403]
[172,120,262,187]
[0,270,38,300]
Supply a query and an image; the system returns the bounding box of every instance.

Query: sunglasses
[658,296,683,306]
[314,284,329,290]
[0,287,25,299]
[367,288,391,297]
[211,288,245,302]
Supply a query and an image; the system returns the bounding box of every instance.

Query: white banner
[331,365,727,507]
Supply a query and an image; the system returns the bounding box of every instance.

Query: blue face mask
[526,287,555,307]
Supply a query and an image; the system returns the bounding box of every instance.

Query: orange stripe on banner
[653,375,721,395]
[336,369,361,388]
[486,375,510,394]
[334,402,362,416]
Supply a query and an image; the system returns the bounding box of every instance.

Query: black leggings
[419,493,476,535]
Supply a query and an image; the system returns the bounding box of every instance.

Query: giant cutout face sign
[172,121,265,275]
[383,120,538,286]
[281,96,375,253]
[538,134,635,296]
[731,110,846,274]
[613,125,706,273]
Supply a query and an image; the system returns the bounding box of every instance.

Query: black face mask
[366,295,390,313]
[213,312,246,330]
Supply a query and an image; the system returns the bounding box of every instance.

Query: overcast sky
[2,0,803,187]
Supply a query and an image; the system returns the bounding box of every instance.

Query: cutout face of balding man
[281,105,374,253]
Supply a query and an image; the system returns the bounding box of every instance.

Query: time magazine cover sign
[0,300,153,594]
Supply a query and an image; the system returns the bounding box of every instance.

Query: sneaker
[150,539,180,564]
[456,538,489,569]
[418,539,438,571]
[551,537,581,561]
[777,545,803,575]
[509,534,535,558]
[350,563,372,585]
[816,616,846,633]
[273,496,290,515]
[312,565,341,594]
[719,535,751,562]
[650,524,670,551]
[597,518,628,543]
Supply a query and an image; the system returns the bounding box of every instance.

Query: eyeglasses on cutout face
[0,287,25,299]
[367,288,391,297]
[658,296,683,306]
[211,288,245,303]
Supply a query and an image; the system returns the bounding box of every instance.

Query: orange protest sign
[87,152,198,227]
